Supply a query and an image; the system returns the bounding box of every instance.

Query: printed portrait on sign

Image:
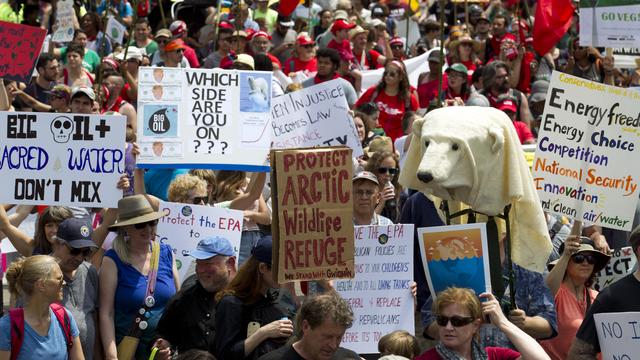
[139,85,181,102]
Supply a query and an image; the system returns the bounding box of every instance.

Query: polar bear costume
[399,106,551,273]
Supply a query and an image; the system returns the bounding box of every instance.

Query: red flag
[532,0,575,56]
[278,0,299,16]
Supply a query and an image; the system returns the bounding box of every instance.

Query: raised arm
[0,205,35,256]
[229,172,267,210]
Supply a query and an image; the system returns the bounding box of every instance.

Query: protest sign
[106,17,127,45]
[136,67,273,171]
[580,0,640,48]
[594,312,640,359]
[270,147,355,283]
[270,79,363,157]
[52,0,75,43]
[0,111,126,207]
[52,0,75,42]
[334,224,415,354]
[156,201,243,283]
[418,223,491,297]
[594,246,637,291]
[0,22,46,83]
[532,71,640,231]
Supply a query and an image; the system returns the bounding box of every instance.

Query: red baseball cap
[389,37,404,47]
[170,20,187,37]
[497,99,517,113]
[296,33,315,45]
[218,21,234,30]
[332,19,356,33]
[251,30,272,40]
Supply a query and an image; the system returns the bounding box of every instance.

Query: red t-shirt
[283,57,317,75]
[353,49,382,70]
[356,86,419,141]
[266,52,282,70]
[416,347,520,360]
[184,45,200,68]
[417,73,448,108]
[120,83,131,103]
[512,120,535,144]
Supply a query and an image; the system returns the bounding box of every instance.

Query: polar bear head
[399,106,508,213]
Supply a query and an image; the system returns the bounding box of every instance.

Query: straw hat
[547,236,611,273]
[108,195,167,230]
[449,34,481,53]
[349,25,369,40]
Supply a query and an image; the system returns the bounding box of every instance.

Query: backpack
[9,303,73,360]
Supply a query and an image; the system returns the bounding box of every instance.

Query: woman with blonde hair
[365,150,401,222]
[99,195,179,360]
[0,255,84,360]
[416,288,550,360]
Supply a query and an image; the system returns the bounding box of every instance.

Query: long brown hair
[376,60,411,103]
[213,170,247,202]
[34,206,74,255]
[215,256,268,304]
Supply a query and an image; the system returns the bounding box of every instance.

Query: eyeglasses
[436,315,475,327]
[157,39,168,44]
[69,247,93,257]
[134,220,158,229]
[572,253,597,265]
[355,190,376,198]
[391,45,403,50]
[191,196,208,205]
[378,167,399,175]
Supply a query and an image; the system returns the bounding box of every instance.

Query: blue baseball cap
[251,235,272,264]
[56,217,97,248]
[188,236,235,260]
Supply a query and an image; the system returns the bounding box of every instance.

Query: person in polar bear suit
[399,106,552,273]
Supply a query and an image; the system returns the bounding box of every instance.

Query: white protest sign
[105,17,127,45]
[52,0,75,43]
[532,71,640,231]
[334,224,415,354]
[360,49,442,96]
[595,312,640,360]
[594,246,637,291]
[136,67,272,171]
[156,201,244,283]
[0,111,126,207]
[270,79,363,157]
[580,0,640,48]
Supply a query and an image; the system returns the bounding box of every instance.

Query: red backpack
[9,303,73,360]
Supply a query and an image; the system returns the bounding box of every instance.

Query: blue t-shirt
[105,243,176,359]
[0,307,79,360]
[97,0,133,18]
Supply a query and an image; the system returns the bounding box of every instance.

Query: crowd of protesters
[0,0,640,359]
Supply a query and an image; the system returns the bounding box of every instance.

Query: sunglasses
[301,44,315,49]
[134,220,158,229]
[436,315,475,327]
[390,45,403,50]
[191,196,208,204]
[175,49,185,53]
[572,253,597,265]
[378,167,399,175]
[69,247,93,257]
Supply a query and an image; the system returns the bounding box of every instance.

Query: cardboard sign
[52,0,75,43]
[593,246,637,291]
[136,67,272,171]
[105,17,126,45]
[335,224,415,354]
[594,312,640,360]
[0,111,126,207]
[156,201,243,283]
[0,21,46,83]
[418,223,492,297]
[270,147,355,283]
[271,79,363,157]
[580,0,640,48]
[532,71,640,231]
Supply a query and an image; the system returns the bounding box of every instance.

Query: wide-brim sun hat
[108,195,167,230]
[547,238,611,273]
